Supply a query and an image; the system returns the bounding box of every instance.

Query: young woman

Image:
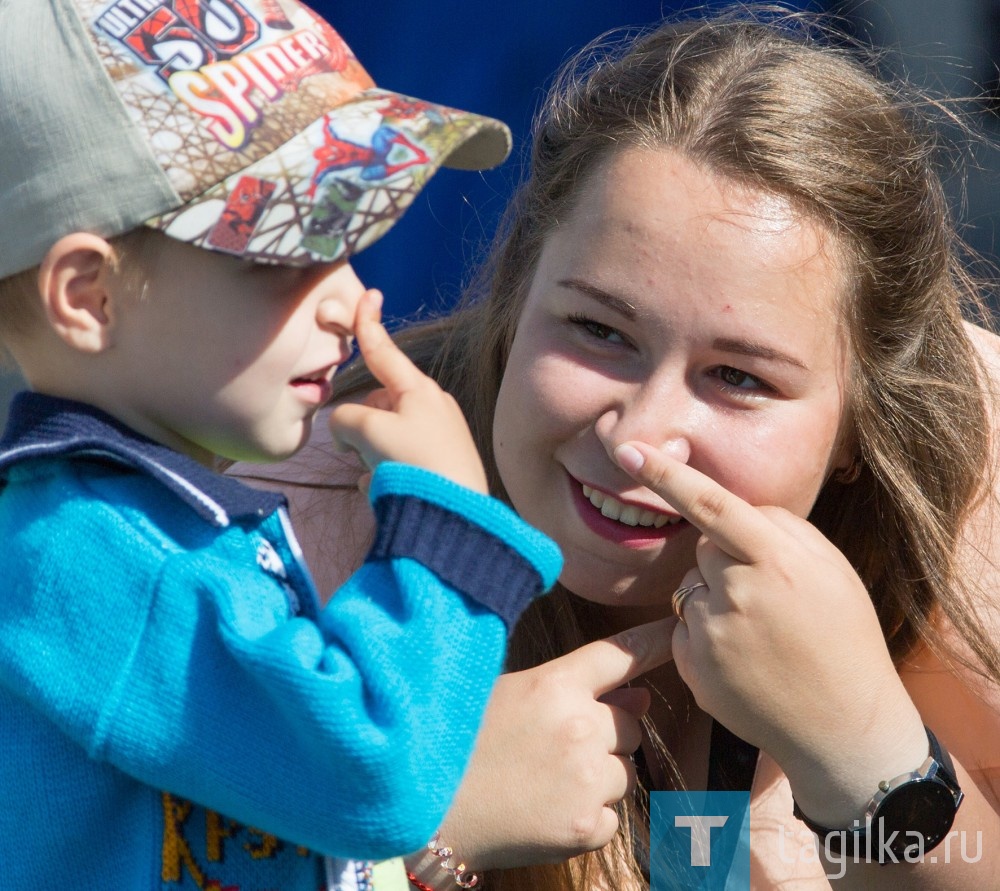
[232,6,1000,887]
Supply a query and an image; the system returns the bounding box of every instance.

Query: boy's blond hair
[0,267,41,347]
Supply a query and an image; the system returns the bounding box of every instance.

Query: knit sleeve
[364,461,562,632]
[90,464,559,861]
[0,459,560,861]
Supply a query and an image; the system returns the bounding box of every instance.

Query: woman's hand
[611,442,928,829]
[434,618,674,871]
[328,290,489,494]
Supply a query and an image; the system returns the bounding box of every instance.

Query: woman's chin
[560,566,679,612]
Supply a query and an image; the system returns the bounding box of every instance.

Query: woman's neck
[571,593,673,640]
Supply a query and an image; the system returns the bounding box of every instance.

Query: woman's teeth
[581,485,679,528]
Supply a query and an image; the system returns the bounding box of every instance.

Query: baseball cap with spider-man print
[0,0,512,278]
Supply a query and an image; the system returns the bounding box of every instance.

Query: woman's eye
[715,366,768,391]
[568,314,625,344]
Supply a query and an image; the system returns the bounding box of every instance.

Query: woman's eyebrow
[558,279,808,369]
[713,337,808,369]
[558,278,637,319]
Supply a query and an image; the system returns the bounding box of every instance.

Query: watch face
[877,780,958,858]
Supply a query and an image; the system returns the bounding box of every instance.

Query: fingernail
[614,443,645,473]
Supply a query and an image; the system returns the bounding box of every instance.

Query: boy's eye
[239,259,313,290]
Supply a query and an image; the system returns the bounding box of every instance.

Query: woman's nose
[593,385,694,465]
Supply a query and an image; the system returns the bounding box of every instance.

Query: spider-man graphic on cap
[307,115,430,199]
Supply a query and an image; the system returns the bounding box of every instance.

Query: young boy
[0,2,561,889]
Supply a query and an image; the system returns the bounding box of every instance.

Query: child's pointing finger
[353,289,423,398]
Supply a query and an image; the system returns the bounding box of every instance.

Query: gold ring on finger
[671,581,708,623]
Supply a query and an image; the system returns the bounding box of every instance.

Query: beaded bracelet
[423,832,479,888]
[407,874,435,891]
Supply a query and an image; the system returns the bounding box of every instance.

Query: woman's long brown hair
[335,6,999,887]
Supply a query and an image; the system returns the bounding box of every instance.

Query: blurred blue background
[311,0,827,323]
[309,0,1000,324]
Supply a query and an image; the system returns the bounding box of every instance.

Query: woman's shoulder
[899,627,1000,800]
[944,323,1000,784]
[965,319,1000,387]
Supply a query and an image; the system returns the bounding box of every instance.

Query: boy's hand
[328,290,489,494]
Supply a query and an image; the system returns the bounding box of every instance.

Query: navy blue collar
[0,392,285,527]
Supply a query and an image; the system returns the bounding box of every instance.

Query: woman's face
[493,147,852,609]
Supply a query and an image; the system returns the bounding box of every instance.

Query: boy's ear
[37,233,118,354]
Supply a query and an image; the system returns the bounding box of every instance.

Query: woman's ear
[37,233,118,354]
[830,420,862,485]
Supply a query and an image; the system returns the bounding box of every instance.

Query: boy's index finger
[563,618,675,697]
[353,293,423,396]
[352,287,382,330]
[613,442,773,565]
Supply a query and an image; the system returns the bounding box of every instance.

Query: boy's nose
[316,296,354,332]
[316,262,365,332]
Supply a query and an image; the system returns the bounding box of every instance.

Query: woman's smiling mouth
[569,476,687,548]
[580,484,680,528]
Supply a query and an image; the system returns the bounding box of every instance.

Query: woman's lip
[567,473,687,548]
[577,479,676,517]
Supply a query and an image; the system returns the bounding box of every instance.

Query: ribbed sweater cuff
[368,463,562,632]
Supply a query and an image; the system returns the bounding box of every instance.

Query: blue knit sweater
[0,393,561,889]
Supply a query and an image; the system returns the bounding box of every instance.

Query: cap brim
[146,87,511,266]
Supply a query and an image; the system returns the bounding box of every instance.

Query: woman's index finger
[560,618,676,697]
[613,442,774,564]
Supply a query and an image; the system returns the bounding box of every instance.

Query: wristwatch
[793,726,964,861]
